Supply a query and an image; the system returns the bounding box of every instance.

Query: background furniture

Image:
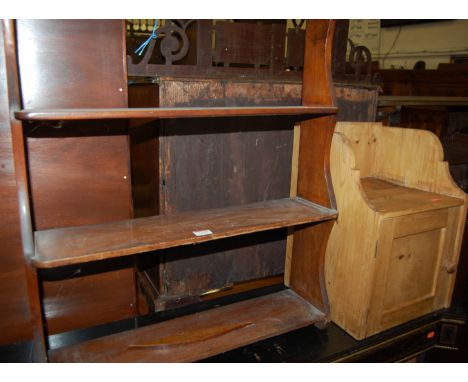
[326,122,467,339]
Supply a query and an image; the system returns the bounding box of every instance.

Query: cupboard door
[368,209,454,336]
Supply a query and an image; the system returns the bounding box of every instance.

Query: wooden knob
[445,261,458,274]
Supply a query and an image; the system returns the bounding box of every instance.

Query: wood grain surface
[155,77,303,303]
[15,20,136,336]
[287,20,337,315]
[33,197,337,268]
[15,105,337,121]
[361,177,463,216]
[0,20,45,355]
[48,289,325,362]
[326,122,467,339]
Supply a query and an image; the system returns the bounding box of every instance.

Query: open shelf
[361,177,464,217]
[378,96,468,107]
[32,197,337,269]
[15,105,338,121]
[48,289,325,362]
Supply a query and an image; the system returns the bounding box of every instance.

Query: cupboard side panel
[325,131,380,339]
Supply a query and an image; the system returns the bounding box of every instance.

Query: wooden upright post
[2,19,47,362]
[288,20,337,315]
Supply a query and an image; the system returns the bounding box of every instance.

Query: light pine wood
[326,122,467,340]
[361,178,463,217]
[325,132,379,339]
[334,122,466,198]
[367,210,450,334]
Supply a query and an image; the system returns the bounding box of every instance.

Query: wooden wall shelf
[33,197,337,268]
[2,19,338,362]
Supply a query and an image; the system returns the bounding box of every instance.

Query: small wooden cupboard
[326,122,467,340]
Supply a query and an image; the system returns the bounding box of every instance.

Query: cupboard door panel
[383,228,444,311]
[369,209,450,336]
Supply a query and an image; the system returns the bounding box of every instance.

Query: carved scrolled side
[335,122,467,200]
[1,19,47,361]
[287,21,338,319]
[325,131,380,339]
[301,20,336,107]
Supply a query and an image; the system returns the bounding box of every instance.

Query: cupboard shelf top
[361,177,464,217]
[15,105,338,121]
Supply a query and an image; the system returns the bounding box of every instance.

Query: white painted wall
[375,20,468,69]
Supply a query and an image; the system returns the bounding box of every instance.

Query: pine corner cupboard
[2,20,339,362]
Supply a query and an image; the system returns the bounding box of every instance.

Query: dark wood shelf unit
[3,19,339,362]
[15,105,337,121]
[33,197,337,269]
[48,289,324,362]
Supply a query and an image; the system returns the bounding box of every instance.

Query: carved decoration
[159,20,194,65]
[127,19,310,79]
[348,39,372,82]
[133,20,195,66]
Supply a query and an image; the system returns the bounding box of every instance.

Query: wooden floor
[48,289,325,362]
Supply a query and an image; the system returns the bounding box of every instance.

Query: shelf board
[378,96,468,107]
[48,289,325,362]
[33,197,337,269]
[15,105,337,121]
[361,177,464,217]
